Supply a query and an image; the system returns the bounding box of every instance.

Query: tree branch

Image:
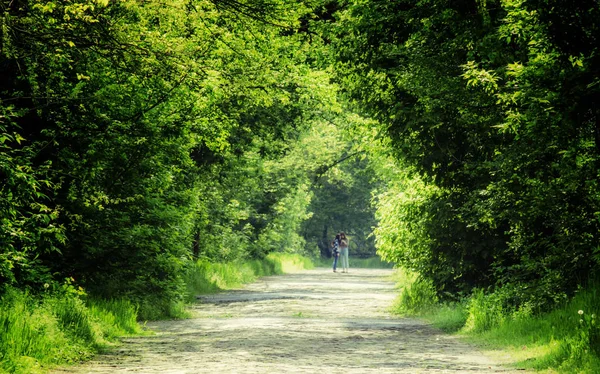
[313,150,365,185]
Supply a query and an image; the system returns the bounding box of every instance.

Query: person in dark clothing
[331,233,341,272]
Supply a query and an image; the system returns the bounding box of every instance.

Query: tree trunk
[192,229,201,259]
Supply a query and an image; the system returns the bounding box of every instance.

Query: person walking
[331,233,341,272]
[339,232,349,273]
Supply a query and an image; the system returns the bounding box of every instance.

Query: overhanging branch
[312,150,365,185]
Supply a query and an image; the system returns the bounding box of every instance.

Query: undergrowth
[184,252,314,301]
[391,268,600,373]
[0,288,140,374]
[1,253,313,373]
[314,256,393,269]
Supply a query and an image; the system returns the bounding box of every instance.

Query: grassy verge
[0,289,141,374]
[390,269,600,373]
[314,256,394,269]
[184,252,314,300]
[1,253,314,373]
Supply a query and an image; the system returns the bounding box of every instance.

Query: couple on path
[331,232,349,273]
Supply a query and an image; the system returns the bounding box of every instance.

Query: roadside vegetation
[0,289,141,374]
[3,0,600,373]
[184,253,314,300]
[0,253,314,374]
[314,256,393,269]
[391,269,600,373]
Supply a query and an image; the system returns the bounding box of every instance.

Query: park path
[53,268,523,373]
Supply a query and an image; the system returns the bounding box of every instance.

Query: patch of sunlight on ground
[482,340,562,373]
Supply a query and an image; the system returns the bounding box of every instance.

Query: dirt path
[53,268,523,373]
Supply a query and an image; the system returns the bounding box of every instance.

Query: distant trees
[302,149,380,259]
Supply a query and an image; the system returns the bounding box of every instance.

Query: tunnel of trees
[2,0,599,317]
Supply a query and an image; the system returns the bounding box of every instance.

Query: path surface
[53,268,523,373]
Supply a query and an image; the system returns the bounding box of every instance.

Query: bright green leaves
[0,0,341,308]
[0,111,64,290]
[322,0,600,305]
[461,61,499,94]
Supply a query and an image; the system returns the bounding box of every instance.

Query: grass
[463,288,600,373]
[0,252,315,373]
[0,289,140,374]
[390,268,600,373]
[314,256,394,269]
[184,252,314,300]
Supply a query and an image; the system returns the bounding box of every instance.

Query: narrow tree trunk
[192,229,200,259]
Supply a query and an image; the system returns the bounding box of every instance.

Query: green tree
[320,0,600,306]
[0,0,345,313]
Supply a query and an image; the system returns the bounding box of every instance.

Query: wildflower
[43,283,50,289]
[592,314,596,319]
[578,310,584,315]
[580,319,584,323]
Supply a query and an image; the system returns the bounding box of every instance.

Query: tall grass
[137,295,190,321]
[184,253,314,300]
[0,289,140,374]
[314,256,393,269]
[1,253,314,373]
[87,298,141,339]
[464,286,600,373]
[390,268,600,373]
[268,252,314,272]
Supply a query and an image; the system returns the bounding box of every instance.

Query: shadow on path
[52,268,525,374]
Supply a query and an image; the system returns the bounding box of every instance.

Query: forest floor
[52,268,527,373]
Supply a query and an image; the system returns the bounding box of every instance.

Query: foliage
[0,112,64,291]
[390,268,439,316]
[0,252,311,373]
[463,289,507,333]
[465,285,600,372]
[4,0,600,371]
[391,269,600,372]
[320,0,600,309]
[0,0,349,317]
[0,288,139,374]
[184,253,314,301]
[86,298,141,338]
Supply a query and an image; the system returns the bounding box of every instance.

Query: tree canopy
[320,0,600,308]
[2,0,600,315]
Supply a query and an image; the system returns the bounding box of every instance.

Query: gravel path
[52,268,524,373]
